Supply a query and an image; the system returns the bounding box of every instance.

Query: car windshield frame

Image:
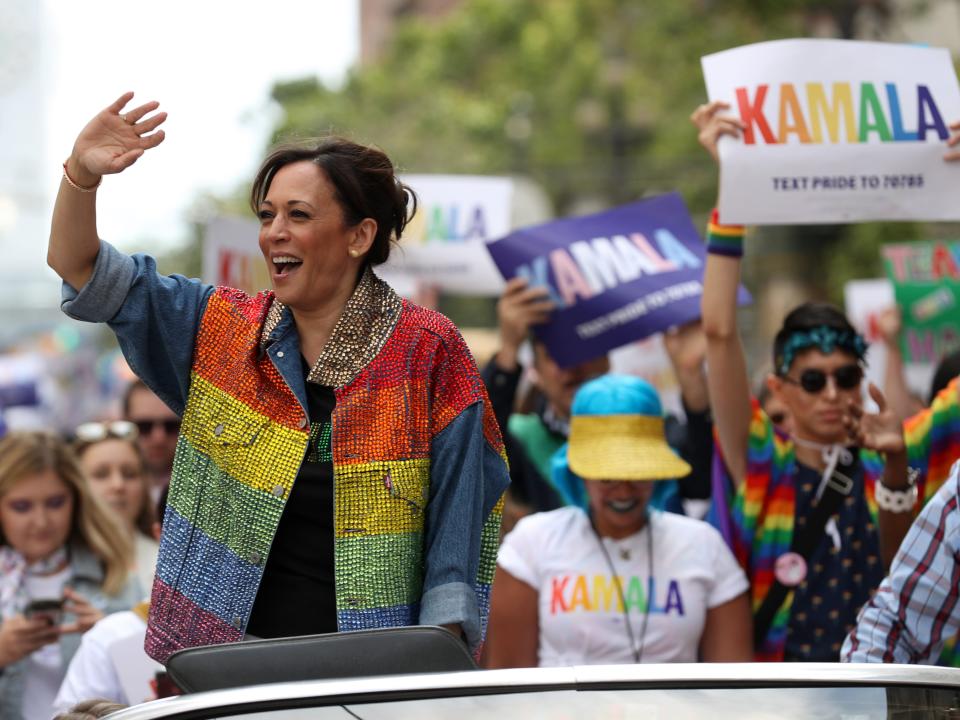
[106,663,960,720]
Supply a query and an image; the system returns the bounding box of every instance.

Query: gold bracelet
[62,160,101,193]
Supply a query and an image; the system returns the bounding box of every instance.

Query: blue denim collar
[258,267,402,389]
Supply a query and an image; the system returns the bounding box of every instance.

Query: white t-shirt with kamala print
[497,507,748,666]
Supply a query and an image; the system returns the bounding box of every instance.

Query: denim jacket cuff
[61,240,137,322]
[419,581,480,653]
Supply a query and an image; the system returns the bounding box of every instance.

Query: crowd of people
[0,88,957,719]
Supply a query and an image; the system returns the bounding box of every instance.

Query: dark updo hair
[249,137,418,266]
[773,302,862,375]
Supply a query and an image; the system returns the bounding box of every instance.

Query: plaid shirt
[842,462,960,663]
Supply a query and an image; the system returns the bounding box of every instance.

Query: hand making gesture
[843,383,907,457]
[54,92,168,289]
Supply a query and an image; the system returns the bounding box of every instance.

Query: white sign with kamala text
[379,174,514,295]
[204,175,519,297]
[702,39,960,224]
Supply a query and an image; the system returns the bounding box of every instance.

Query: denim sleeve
[60,240,214,415]
[420,402,509,653]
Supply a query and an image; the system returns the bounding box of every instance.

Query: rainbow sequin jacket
[61,242,509,664]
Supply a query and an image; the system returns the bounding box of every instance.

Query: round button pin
[775,552,808,587]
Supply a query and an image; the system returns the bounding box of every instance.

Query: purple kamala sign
[486,192,750,367]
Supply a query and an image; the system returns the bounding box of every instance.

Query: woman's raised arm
[48,92,167,290]
[691,101,752,487]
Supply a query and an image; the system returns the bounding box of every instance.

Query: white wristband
[875,469,919,513]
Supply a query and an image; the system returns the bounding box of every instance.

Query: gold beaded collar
[260,266,403,387]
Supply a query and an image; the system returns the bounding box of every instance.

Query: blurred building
[360,0,463,64]
[813,0,960,53]
[0,0,60,348]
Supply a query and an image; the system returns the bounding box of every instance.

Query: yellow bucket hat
[565,375,692,482]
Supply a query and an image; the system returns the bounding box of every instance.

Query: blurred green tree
[167,0,957,333]
[265,0,805,327]
[268,0,804,217]
[266,0,958,309]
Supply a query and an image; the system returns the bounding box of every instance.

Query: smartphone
[24,598,64,626]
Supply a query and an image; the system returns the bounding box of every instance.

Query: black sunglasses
[133,418,182,437]
[781,364,863,394]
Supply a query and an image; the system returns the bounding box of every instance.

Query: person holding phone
[0,432,140,720]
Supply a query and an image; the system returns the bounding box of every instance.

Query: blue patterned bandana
[776,326,867,375]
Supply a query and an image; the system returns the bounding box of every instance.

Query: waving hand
[69,92,167,183]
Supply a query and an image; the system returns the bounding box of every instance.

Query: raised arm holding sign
[691,100,936,662]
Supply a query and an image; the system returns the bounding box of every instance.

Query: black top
[784,462,884,661]
[480,360,564,511]
[246,368,338,638]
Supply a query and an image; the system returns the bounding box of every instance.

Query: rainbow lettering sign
[377,174,525,295]
[486,193,751,368]
[202,176,533,298]
[203,216,271,295]
[702,39,960,224]
[883,241,960,364]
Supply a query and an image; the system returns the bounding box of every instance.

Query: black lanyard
[590,512,654,663]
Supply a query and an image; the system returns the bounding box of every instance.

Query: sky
[41,0,359,255]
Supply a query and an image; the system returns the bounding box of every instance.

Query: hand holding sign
[663,320,709,413]
[691,100,745,163]
[494,277,555,371]
[875,306,902,349]
[947,120,960,162]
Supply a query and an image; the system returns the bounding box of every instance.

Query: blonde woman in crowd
[0,432,139,720]
[73,421,160,597]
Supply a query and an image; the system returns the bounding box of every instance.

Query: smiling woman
[0,431,138,720]
[72,425,158,599]
[46,93,510,666]
[484,375,752,668]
